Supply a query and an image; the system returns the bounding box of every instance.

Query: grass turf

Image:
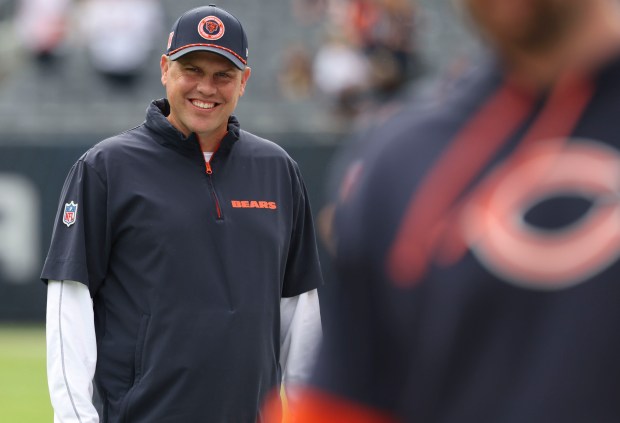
[0,324,53,422]
[0,324,292,421]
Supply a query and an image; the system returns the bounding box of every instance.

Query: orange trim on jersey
[387,82,535,286]
[387,72,595,288]
[262,388,400,423]
[202,130,225,175]
[203,140,224,219]
[436,72,595,266]
[168,43,247,65]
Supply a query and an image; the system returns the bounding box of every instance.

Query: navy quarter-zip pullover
[42,99,323,422]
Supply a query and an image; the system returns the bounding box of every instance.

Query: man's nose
[196,76,217,96]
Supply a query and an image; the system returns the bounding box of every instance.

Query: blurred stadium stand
[0,0,479,142]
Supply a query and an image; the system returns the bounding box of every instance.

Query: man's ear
[239,66,252,97]
[160,55,170,86]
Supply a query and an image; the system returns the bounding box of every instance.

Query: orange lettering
[231,200,278,210]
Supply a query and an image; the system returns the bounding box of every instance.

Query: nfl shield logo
[63,201,78,227]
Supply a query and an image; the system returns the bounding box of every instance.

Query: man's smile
[190,99,219,110]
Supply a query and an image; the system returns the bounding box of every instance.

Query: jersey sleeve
[41,157,110,294]
[281,163,324,297]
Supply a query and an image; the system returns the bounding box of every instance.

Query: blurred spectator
[312,29,370,119]
[312,0,420,241]
[345,0,380,45]
[279,43,314,101]
[78,0,164,87]
[301,0,418,123]
[14,0,71,65]
[347,0,418,94]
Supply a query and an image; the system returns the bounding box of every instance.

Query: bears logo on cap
[198,16,225,41]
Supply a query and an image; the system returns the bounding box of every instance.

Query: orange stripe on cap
[167,43,247,65]
[262,387,400,423]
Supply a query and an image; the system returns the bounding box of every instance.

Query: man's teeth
[192,100,216,109]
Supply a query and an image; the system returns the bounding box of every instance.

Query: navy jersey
[302,54,620,422]
[41,99,323,422]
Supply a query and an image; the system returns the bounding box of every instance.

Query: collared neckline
[144,98,241,156]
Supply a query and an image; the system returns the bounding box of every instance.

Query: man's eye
[216,72,231,79]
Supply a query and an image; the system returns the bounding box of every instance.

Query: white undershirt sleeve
[46,280,99,423]
[279,289,322,403]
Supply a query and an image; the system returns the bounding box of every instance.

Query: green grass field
[0,325,292,422]
[0,325,53,422]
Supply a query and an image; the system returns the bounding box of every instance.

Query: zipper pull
[205,161,213,175]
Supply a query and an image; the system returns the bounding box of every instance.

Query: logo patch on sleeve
[63,201,78,227]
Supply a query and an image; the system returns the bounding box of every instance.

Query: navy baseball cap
[166,5,248,69]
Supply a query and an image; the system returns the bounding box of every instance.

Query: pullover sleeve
[280,289,322,403]
[281,164,324,297]
[46,280,99,423]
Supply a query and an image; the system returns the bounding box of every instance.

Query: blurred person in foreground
[265,0,620,421]
[42,5,323,422]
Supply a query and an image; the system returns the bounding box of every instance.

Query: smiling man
[42,5,323,423]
